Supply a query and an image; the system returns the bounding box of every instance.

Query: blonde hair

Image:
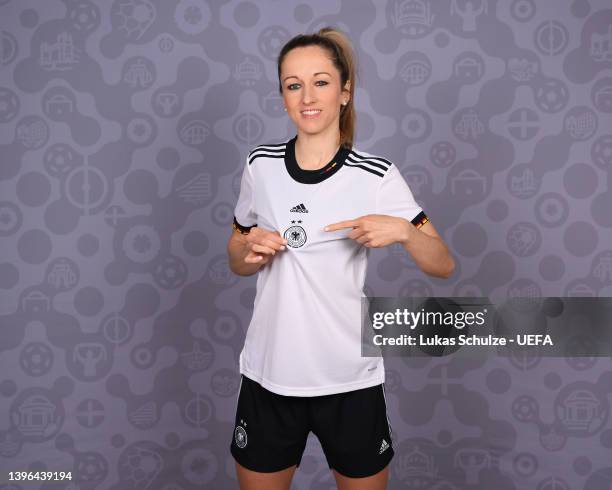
[277,27,359,149]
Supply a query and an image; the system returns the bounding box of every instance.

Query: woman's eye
[287,81,328,90]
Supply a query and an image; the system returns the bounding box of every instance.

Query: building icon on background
[40,32,79,71]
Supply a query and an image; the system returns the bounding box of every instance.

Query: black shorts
[230,374,395,478]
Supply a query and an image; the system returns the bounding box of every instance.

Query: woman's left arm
[396,218,455,279]
[325,214,455,279]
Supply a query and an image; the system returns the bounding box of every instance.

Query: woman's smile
[301,109,322,119]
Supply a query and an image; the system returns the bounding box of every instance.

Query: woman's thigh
[332,464,390,490]
[235,461,298,490]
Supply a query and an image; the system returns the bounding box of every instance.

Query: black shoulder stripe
[343,161,385,177]
[346,153,389,172]
[248,151,285,166]
[411,211,429,229]
[250,147,285,156]
[249,143,286,155]
[251,142,287,153]
[254,141,286,150]
[248,143,286,165]
[349,150,393,168]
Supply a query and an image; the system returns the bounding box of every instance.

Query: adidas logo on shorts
[290,203,308,213]
[378,439,389,454]
[379,438,390,454]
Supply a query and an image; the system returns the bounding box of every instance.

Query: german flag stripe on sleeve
[233,216,256,234]
[411,211,429,229]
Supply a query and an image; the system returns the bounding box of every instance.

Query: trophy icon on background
[454,448,490,485]
[73,342,107,377]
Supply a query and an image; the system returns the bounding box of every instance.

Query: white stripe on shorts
[381,383,394,445]
[234,374,243,414]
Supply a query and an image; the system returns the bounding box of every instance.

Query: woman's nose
[301,85,315,104]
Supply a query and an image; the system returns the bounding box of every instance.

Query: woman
[227,27,455,490]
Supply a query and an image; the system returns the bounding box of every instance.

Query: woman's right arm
[227,227,287,276]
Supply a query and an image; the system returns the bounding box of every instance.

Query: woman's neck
[294,130,341,171]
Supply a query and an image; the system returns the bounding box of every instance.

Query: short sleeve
[233,155,257,233]
[376,164,429,228]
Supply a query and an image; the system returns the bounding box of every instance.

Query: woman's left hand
[324,214,411,248]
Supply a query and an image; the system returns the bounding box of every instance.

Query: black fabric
[411,210,429,227]
[284,135,351,184]
[230,374,395,477]
[233,216,256,234]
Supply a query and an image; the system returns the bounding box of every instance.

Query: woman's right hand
[244,227,288,264]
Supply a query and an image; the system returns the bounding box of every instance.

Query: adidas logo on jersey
[379,438,390,454]
[290,203,309,213]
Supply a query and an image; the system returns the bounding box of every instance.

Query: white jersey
[233,134,427,396]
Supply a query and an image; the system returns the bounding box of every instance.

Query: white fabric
[233,137,423,396]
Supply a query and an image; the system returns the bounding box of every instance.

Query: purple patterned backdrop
[1,0,611,488]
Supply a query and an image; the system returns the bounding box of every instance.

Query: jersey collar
[284,135,351,184]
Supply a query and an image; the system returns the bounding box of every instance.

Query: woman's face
[280,45,350,138]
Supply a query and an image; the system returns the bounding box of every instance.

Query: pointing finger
[324,219,358,232]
